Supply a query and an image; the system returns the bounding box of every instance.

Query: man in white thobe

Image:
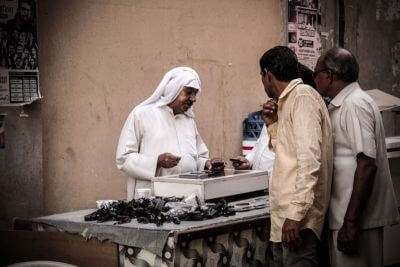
[232,124,275,172]
[116,67,215,200]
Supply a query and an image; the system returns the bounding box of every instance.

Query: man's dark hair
[321,48,359,82]
[19,0,33,8]
[259,46,298,82]
[298,63,316,88]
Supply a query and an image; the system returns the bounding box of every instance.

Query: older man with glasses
[314,47,400,267]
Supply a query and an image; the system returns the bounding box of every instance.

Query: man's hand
[282,218,301,248]
[230,156,250,170]
[261,99,278,125]
[337,153,376,255]
[157,153,181,168]
[205,157,225,171]
[337,219,359,255]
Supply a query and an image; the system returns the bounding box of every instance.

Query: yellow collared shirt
[267,78,333,242]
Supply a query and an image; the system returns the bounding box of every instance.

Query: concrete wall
[0,104,43,229]
[343,0,400,136]
[35,0,287,215]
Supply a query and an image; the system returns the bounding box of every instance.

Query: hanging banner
[0,0,40,106]
[288,0,321,70]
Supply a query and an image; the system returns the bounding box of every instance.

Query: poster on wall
[0,113,5,148]
[288,0,321,70]
[0,0,40,106]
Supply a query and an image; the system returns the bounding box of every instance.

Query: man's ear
[327,70,334,85]
[266,70,274,83]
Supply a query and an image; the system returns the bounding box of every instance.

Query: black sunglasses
[313,68,330,78]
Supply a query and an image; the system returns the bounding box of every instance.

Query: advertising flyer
[288,0,321,70]
[0,0,40,106]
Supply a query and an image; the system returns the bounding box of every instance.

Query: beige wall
[38,0,287,214]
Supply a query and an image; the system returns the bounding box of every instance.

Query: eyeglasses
[312,68,330,78]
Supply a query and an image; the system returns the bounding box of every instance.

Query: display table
[5,205,271,267]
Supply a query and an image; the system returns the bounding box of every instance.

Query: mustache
[185,100,194,107]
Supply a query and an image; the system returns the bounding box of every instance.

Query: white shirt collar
[328,82,359,110]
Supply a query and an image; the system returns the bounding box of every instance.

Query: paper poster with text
[288,0,321,70]
[0,0,40,106]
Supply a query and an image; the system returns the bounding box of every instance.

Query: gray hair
[321,48,359,83]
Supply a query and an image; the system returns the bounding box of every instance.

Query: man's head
[168,86,198,115]
[8,44,15,55]
[12,29,19,41]
[15,57,23,68]
[259,46,298,99]
[298,63,316,88]
[314,48,359,98]
[16,44,23,56]
[0,57,6,67]
[18,1,32,22]
[135,67,201,117]
[19,32,27,43]
[298,62,331,106]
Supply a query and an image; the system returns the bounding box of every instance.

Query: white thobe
[116,102,209,200]
[245,124,275,172]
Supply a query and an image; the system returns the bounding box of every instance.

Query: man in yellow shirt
[260,46,333,266]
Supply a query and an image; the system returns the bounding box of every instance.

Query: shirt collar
[328,82,359,109]
[279,78,303,101]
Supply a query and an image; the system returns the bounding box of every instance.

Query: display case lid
[151,169,269,185]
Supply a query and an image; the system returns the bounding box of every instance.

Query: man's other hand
[282,218,301,248]
[205,157,225,171]
[230,156,250,170]
[157,153,181,168]
[337,219,359,255]
[261,99,278,125]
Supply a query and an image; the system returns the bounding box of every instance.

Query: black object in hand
[229,158,243,164]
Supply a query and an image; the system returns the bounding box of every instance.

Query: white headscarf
[135,67,201,117]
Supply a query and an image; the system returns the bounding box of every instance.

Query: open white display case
[151,169,269,202]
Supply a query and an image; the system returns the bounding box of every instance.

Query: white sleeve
[245,124,267,167]
[195,124,209,170]
[342,101,377,159]
[115,110,158,180]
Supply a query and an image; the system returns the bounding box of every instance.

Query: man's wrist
[265,119,277,126]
